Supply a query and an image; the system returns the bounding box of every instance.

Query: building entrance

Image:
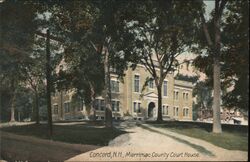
[148,102,155,118]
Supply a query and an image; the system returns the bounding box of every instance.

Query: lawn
[147,121,248,151]
[0,122,126,146]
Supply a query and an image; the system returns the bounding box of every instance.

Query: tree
[48,1,105,121]
[193,81,213,111]
[51,0,136,127]
[23,37,47,124]
[123,1,201,122]
[87,0,139,127]
[220,0,249,111]
[58,45,105,120]
[0,1,38,122]
[195,0,248,132]
[194,0,227,133]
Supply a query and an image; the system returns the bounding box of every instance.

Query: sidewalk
[67,123,248,161]
[141,124,248,161]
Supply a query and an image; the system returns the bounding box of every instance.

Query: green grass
[0,123,126,146]
[148,122,248,151]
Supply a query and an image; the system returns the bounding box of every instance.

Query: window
[77,100,84,111]
[183,92,189,100]
[133,102,141,113]
[111,101,116,111]
[94,99,105,111]
[148,79,154,89]
[162,105,165,114]
[163,81,168,96]
[173,107,176,116]
[174,91,179,100]
[174,107,178,116]
[64,102,70,113]
[111,80,119,93]
[53,105,58,114]
[111,101,120,111]
[133,102,137,112]
[100,99,105,111]
[163,105,169,115]
[183,108,189,117]
[116,101,120,111]
[134,75,140,92]
[138,103,141,113]
[94,99,99,110]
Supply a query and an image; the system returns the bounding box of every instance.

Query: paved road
[0,131,99,161]
[67,122,248,161]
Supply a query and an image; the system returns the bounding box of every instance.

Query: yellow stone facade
[52,65,193,121]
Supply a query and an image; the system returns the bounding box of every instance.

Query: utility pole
[46,29,53,137]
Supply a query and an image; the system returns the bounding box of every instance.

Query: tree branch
[218,0,227,18]
[199,4,213,47]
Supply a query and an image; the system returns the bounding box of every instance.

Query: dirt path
[67,123,248,161]
[0,131,100,161]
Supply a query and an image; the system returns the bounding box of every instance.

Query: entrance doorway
[148,102,155,118]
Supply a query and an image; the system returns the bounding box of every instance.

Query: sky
[204,0,215,19]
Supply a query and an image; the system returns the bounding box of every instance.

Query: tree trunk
[104,49,112,128]
[156,85,163,122]
[35,90,40,124]
[10,79,16,122]
[18,111,21,122]
[90,83,96,121]
[212,0,222,133]
[10,92,16,122]
[60,91,64,120]
[85,103,91,120]
[46,29,53,137]
[212,57,222,133]
[91,100,96,121]
[0,88,2,122]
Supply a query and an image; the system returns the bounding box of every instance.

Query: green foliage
[49,1,105,106]
[193,0,249,110]
[193,81,213,109]
[118,0,202,121]
[175,74,199,84]
[0,1,39,121]
[220,0,249,110]
[123,1,202,68]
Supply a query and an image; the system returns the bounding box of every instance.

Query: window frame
[53,104,58,114]
[134,75,140,93]
[163,80,168,96]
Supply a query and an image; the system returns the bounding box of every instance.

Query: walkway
[67,121,248,161]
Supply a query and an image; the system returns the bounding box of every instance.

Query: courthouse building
[52,64,193,121]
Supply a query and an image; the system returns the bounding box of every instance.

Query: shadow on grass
[0,123,127,146]
[140,124,215,157]
[144,121,248,151]
[146,120,248,134]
